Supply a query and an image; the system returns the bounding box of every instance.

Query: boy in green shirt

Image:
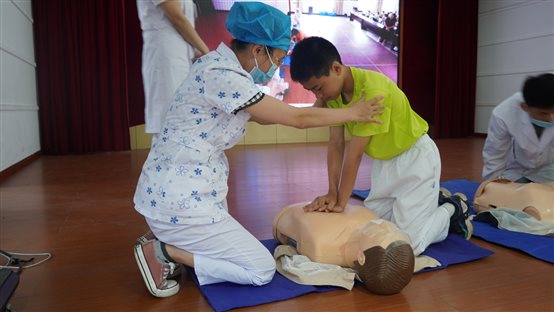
[290,37,472,255]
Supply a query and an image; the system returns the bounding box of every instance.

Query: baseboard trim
[0,152,41,183]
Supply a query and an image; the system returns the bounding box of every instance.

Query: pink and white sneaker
[134,239,180,298]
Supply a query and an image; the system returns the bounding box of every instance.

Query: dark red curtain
[33,0,132,154]
[399,0,438,125]
[400,0,478,138]
[433,0,478,138]
[125,0,146,127]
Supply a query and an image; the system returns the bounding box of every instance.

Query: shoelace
[1,250,52,270]
[160,262,176,288]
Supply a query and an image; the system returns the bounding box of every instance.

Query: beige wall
[130,122,331,150]
[475,0,554,133]
[0,0,40,171]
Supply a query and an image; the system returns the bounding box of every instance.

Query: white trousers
[146,216,275,286]
[364,134,450,255]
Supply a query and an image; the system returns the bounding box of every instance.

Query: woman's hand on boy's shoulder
[350,95,384,123]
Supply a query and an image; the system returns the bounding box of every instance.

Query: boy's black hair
[522,73,554,109]
[290,36,342,82]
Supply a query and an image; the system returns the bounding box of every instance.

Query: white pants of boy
[146,216,275,286]
[364,134,450,256]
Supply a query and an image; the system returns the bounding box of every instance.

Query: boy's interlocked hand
[303,194,345,213]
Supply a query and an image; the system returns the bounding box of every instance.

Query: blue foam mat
[189,235,492,311]
[353,179,554,263]
[472,221,554,263]
[419,233,493,272]
[188,239,335,312]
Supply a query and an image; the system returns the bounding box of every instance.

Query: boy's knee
[251,260,276,286]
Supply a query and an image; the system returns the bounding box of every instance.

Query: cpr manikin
[474,178,554,221]
[273,202,415,295]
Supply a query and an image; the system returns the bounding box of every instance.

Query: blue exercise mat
[187,239,336,312]
[472,221,554,263]
[351,188,370,200]
[188,235,492,312]
[353,179,554,263]
[419,233,493,272]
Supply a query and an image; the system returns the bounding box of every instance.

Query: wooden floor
[1,137,553,311]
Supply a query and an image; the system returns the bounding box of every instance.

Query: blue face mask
[530,117,554,128]
[250,47,278,84]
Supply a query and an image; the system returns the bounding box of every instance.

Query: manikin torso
[273,202,411,267]
[273,202,415,295]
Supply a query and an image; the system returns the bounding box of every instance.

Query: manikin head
[346,220,415,295]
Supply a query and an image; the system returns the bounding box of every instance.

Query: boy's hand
[351,95,384,123]
[303,194,336,212]
[323,204,345,213]
[303,194,344,213]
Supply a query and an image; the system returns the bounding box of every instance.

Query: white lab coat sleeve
[482,113,512,180]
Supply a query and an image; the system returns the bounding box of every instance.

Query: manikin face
[301,62,344,104]
[344,219,412,267]
[520,102,554,122]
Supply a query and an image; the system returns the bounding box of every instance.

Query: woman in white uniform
[132,2,385,298]
[482,73,554,183]
[137,0,209,134]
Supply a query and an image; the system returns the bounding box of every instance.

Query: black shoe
[444,193,473,239]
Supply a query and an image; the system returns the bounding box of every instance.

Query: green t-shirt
[327,67,428,160]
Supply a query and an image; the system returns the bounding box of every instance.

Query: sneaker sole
[439,187,452,198]
[134,244,180,298]
[136,236,150,245]
[452,192,468,202]
[136,231,156,245]
[135,235,183,279]
[355,241,415,295]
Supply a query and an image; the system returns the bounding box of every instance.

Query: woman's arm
[159,0,210,55]
[245,94,384,128]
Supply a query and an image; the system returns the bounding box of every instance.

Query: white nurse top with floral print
[134,42,264,225]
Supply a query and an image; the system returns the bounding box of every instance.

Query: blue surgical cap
[226,2,291,52]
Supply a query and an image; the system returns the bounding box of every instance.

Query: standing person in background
[379,13,397,47]
[137,0,210,134]
[482,73,554,183]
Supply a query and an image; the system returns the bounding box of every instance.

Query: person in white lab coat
[137,0,209,134]
[482,73,554,183]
